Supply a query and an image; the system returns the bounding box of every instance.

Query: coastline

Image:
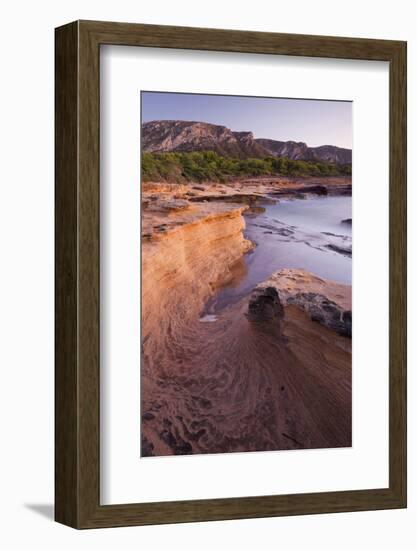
[141,176,352,457]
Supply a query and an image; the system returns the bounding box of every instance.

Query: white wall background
[0,0,415,547]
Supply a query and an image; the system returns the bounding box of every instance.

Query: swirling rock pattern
[141,201,352,457]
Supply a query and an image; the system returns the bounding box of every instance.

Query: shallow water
[269,196,352,236]
[206,196,352,314]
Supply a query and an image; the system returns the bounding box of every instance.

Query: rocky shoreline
[141,176,352,457]
[252,269,352,337]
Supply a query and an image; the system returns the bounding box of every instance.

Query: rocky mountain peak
[142,120,352,164]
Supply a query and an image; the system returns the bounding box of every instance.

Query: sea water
[206,196,352,314]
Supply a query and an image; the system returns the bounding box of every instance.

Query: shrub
[141,151,351,183]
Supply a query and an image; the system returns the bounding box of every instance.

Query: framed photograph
[55,20,406,528]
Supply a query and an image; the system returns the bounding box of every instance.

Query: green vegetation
[142,151,352,183]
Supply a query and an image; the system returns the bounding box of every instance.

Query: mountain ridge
[142,120,352,164]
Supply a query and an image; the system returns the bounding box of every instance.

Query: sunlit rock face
[142,120,352,163]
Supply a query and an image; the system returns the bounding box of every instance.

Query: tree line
[142,150,352,183]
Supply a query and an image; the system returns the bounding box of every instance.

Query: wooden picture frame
[55,20,407,528]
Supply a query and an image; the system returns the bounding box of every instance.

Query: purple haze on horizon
[141,91,352,150]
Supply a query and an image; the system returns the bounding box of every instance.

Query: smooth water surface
[206,196,352,314]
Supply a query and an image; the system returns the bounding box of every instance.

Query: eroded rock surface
[251,270,351,337]
[140,182,352,457]
[247,286,284,324]
[286,292,351,337]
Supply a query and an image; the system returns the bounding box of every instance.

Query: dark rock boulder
[303,185,328,196]
[326,243,352,257]
[287,292,351,337]
[247,286,284,324]
[327,185,352,196]
[270,184,328,197]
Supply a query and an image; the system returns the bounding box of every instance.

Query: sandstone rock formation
[256,268,351,311]
[249,270,351,337]
[140,183,352,457]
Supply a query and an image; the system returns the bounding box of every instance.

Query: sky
[141,91,352,149]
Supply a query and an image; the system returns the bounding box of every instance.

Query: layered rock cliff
[142,200,252,369]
